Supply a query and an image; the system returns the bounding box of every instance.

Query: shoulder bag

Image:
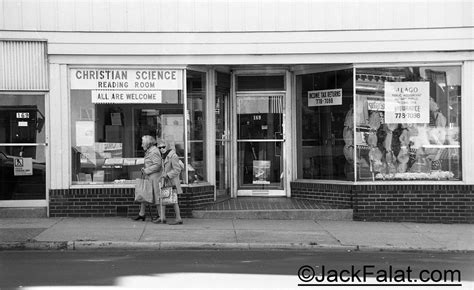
[134,174,154,204]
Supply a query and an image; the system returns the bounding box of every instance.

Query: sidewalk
[0,217,473,252]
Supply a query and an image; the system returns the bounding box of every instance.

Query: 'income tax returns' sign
[308,89,342,107]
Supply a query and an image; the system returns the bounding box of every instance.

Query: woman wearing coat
[131,135,162,221]
[153,139,183,225]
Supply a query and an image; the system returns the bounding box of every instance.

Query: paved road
[1,250,473,288]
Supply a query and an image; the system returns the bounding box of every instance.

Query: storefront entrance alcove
[233,73,289,197]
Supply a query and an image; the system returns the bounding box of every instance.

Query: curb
[72,241,161,250]
[0,240,357,251]
[2,241,471,253]
[354,245,471,253]
[0,241,69,251]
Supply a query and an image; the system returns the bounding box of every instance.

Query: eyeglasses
[158,146,166,149]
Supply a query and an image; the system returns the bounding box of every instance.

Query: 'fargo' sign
[384,82,429,124]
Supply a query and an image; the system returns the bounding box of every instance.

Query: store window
[355,66,461,181]
[186,70,207,183]
[70,68,185,185]
[296,69,354,181]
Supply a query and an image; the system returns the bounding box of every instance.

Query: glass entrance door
[0,94,46,201]
[236,94,285,196]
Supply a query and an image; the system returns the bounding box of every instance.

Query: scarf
[161,149,172,159]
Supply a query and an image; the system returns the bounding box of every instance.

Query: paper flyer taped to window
[14,157,33,176]
[76,121,95,146]
[384,82,429,124]
[253,160,271,184]
[308,89,342,107]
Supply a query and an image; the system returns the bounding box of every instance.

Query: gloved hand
[161,175,170,186]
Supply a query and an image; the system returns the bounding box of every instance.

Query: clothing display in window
[354,66,461,181]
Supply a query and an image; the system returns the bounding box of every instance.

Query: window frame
[0,92,49,206]
[294,62,465,185]
[68,66,188,188]
[354,64,463,183]
[294,66,355,182]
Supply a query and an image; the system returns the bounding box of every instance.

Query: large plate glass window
[70,68,185,185]
[0,94,46,200]
[355,66,461,181]
[186,70,207,183]
[296,69,354,181]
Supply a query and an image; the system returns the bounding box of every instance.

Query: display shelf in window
[355,73,405,94]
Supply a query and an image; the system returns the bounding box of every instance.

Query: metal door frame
[0,92,49,209]
[214,71,232,198]
[231,70,291,197]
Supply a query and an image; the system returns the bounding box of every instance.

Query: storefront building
[1,1,473,222]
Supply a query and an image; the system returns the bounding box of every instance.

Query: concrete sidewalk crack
[314,220,344,246]
[401,222,442,247]
[137,222,147,242]
[51,217,65,227]
[32,217,65,241]
[232,219,239,243]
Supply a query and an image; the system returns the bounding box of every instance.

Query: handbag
[160,178,178,205]
[160,187,178,205]
[134,174,154,204]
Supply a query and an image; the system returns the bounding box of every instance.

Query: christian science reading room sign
[384,82,429,124]
[70,69,183,104]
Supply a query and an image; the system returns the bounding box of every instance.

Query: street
[0,250,473,288]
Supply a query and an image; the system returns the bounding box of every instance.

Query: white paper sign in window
[75,121,95,146]
[308,89,342,107]
[253,160,271,184]
[384,82,429,124]
[14,157,32,176]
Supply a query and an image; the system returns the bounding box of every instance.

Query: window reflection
[355,66,462,181]
[296,69,354,181]
[71,101,184,184]
[70,88,184,185]
[186,70,207,183]
[0,95,46,200]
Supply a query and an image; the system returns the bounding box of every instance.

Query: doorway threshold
[193,197,352,220]
[203,197,340,210]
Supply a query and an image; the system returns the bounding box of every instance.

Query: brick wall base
[49,185,214,218]
[353,185,474,223]
[49,183,473,223]
[290,182,352,209]
[291,182,474,223]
